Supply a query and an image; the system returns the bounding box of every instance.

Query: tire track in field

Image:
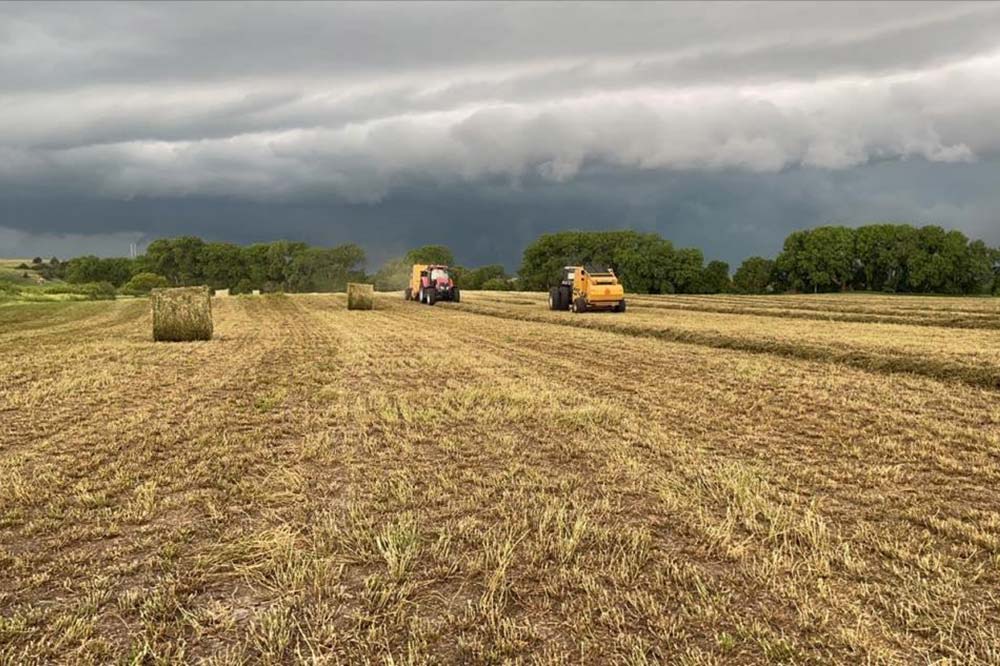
[450,301,1000,391]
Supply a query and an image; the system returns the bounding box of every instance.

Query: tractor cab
[429,266,451,285]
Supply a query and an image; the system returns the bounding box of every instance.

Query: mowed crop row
[459,291,1000,390]
[479,289,1000,328]
[628,297,1000,330]
[2,294,1000,663]
[646,292,1000,316]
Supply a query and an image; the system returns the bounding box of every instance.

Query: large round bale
[151,286,214,341]
[347,283,375,310]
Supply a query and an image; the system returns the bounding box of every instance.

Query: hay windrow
[151,286,213,342]
[347,283,374,310]
[626,297,1000,330]
[478,290,1000,330]
[454,301,1000,390]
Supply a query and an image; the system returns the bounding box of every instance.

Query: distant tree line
[56,237,517,295]
[519,230,731,294]
[519,225,999,296]
[46,223,1000,297]
[52,237,367,294]
[737,224,999,295]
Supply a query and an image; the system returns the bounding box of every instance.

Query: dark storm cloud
[1,1,999,261]
[5,159,999,268]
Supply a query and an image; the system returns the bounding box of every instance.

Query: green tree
[480,277,510,291]
[612,233,677,294]
[670,248,706,294]
[701,260,731,294]
[907,226,963,293]
[406,245,455,266]
[775,226,855,293]
[733,257,775,294]
[201,242,246,290]
[855,224,904,291]
[286,244,366,292]
[461,264,507,290]
[239,240,308,291]
[232,278,255,295]
[65,256,134,287]
[122,272,170,295]
[804,226,855,292]
[81,281,117,300]
[241,244,270,291]
[962,240,995,295]
[992,246,1000,295]
[145,236,206,285]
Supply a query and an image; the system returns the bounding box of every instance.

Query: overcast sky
[2,1,999,267]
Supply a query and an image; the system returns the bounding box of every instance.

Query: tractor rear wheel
[548,287,559,310]
[418,287,425,303]
[452,288,461,303]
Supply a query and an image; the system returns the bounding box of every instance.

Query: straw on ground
[1,291,999,664]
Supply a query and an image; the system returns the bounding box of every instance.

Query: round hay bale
[347,283,375,310]
[151,286,214,341]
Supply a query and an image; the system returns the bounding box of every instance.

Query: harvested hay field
[2,291,1000,663]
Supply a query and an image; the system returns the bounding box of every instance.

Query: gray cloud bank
[2,1,999,263]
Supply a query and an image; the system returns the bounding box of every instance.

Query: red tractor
[404,264,461,305]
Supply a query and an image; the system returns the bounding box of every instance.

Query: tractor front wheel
[452,288,460,303]
[548,287,560,310]
[559,286,572,310]
[427,289,437,305]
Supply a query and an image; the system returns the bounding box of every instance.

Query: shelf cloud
[2,1,999,264]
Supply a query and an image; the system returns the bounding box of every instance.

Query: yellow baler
[548,265,626,313]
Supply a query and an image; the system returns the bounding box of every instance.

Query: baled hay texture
[151,286,214,341]
[347,283,375,310]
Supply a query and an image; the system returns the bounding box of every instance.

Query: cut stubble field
[1,292,999,664]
